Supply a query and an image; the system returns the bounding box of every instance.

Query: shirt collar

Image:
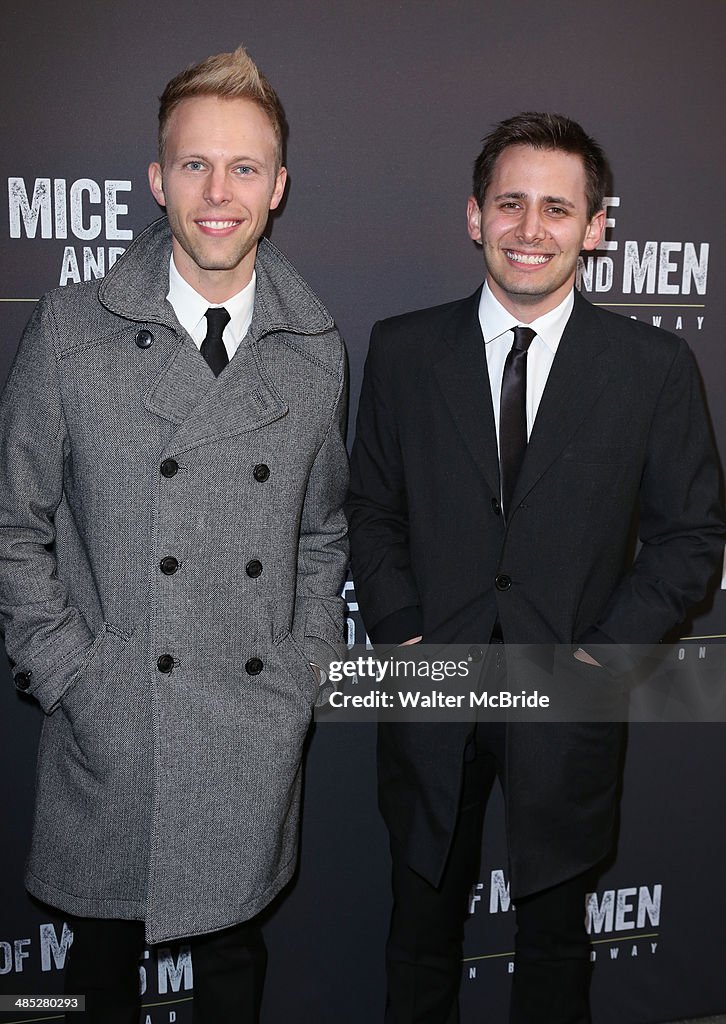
[478,281,574,355]
[166,255,256,346]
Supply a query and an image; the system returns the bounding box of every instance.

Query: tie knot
[205,306,231,339]
[512,325,536,352]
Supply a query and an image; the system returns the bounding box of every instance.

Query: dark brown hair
[472,112,609,219]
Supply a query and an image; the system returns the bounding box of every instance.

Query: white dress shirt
[166,255,256,360]
[478,283,574,453]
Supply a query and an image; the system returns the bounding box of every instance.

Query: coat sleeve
[345,322,424,646]
[0,295,96,712]
[580,338,726,672]
[291,334,350,674]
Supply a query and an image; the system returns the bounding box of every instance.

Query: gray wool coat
[0,217,349,943]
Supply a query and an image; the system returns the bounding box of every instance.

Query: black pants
[63,916,266,1024]
[385,719,597,1024]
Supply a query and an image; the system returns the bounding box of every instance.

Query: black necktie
[499,325,536,520]
[201,307,231,376]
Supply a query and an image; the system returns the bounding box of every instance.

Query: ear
[582,208,605,252]
[148,163,166,208]
[466,196,483,244]
[269,166,288,211]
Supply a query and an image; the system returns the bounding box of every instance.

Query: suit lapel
[433,292,501,499]
[510,292,612,509]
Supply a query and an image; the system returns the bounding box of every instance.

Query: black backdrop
[2,2,726,1021]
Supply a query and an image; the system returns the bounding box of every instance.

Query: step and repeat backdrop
[1,2,725,1022]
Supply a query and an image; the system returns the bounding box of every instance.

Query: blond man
[0,48,348,1023]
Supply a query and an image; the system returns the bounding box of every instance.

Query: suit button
[253,463,270,482]
[15,671,32,690]
[495,573,512,591]
[157,654,174,673]
[467,646,483,663]
[491,498,501,516]
[160,556,179,575]
[245,559,263,578]
[245,657,263,676]
[135,329,153,349]
[160,458,179,478]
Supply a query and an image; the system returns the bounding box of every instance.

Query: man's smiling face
[467,144,604,321]
[148,94,286,303]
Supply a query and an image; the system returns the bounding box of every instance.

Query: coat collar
[97,217,335,452]
[98,216,334,339]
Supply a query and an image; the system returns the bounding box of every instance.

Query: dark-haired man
[347,113,723,1022]
[0,47,348,1023]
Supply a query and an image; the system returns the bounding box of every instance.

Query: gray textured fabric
[0,217,349,943]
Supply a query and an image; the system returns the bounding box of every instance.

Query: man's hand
[573,647,602,667]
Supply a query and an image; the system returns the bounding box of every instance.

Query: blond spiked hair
[158,46,286,168]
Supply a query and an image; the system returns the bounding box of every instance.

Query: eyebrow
[493,190,576,209]
[177,153,266,164]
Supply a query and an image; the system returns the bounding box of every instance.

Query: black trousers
[385,717,597,1024]
[63,915,266,1024]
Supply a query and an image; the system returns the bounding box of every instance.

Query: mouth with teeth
[195,219,243,236]
[504,249,554,266]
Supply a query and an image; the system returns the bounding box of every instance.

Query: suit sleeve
[292,334,350,678]
[345,322,423,645]
[0,295,96,711]
[580,338,725,672]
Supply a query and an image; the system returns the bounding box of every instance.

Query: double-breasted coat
[0,217,349,943]
[346,289,725,898]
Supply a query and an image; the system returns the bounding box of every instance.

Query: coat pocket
[274,630,321,705]
[60,622,133,725]
[550,645,628,722]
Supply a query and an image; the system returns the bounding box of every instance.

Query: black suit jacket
[346,288,724,897]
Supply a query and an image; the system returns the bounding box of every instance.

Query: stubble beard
[181,231,259,274]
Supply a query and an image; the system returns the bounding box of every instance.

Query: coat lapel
[143,336,215,425]
[98,218,333,451]
[99,218,220,431]
[510,292,612,510]
[433,291,501,500]
[143,339,289,450]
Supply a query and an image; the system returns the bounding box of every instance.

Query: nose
[204,167,232,206]
[516,204,546,243]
